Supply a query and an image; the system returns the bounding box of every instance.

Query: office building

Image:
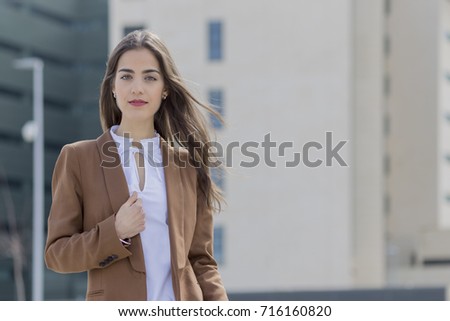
[0,0,108,300]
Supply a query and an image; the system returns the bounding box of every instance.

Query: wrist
[119,237,131,247]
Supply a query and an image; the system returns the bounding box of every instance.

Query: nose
[131,79,144,95]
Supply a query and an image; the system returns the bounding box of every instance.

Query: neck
[116,121,156,141]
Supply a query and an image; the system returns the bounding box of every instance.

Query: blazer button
[107,255,117,262]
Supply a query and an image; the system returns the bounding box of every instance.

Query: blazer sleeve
[188,175,228,301]
[45,144,130,273]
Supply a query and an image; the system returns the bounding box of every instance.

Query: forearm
[45,214,130,273]
[188,192,228,300]
[191,257,228,301]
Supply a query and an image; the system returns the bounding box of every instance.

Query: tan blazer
[44,131,228,301]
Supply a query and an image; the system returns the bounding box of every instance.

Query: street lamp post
[13,58,44,301]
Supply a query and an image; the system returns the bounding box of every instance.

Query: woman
[45,30,228,301]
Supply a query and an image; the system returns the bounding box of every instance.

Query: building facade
[110,0,450,296]
[0,0,108,300]
[110,0,354,293]
[2,0,449,301]
[386,0,450,286]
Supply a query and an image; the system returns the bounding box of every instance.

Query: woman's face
[113,48,167,127]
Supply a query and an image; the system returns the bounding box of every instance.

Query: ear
[162,88,169,100]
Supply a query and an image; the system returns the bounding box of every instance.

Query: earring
[113,92,116,99]
[162,93,167,100]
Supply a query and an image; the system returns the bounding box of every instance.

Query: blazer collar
[95,130,185,272]
[160,137,186,270]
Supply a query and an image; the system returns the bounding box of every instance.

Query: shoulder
[65,139,97,151]
[161,138,192,166]
[53,140,97,174]
[60,131,111,156]
[163,142,197,183]
[58,139,98,160]
[173,146,191,166]
[55,134,108,172]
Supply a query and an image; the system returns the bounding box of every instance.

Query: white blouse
[110,125,175,301]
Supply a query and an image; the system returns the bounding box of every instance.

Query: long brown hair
[99,30,224,212]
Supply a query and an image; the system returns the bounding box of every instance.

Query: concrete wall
[111,0,354,292]
[353,0,385,287]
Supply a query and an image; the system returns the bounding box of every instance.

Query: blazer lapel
[95,132,185,273]
[96,131,146,273]
[161,139,185,270]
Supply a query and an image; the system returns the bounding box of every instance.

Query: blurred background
[1,0,450,300]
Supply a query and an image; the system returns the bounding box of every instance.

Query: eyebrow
[118,68,160,74]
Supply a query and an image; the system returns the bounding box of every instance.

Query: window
[384,194,390,214]
[445,153,450,163]
[385,0,391,15]
[384,75,391,97]
[384,155,390,175]
[208,89,224,129]
[208,21,223,61]
[383,114,390,136]
[384,35,390,56]
[123,25,145,36]
[213,226,225,265]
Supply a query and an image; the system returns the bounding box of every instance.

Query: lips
[129,99,147,107]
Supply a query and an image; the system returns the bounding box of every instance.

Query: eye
[145,75,157,81]
[120,74,132,80]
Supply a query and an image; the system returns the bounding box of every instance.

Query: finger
[130,202,143,215]
[133,198,143,208]
[127,191,138,206]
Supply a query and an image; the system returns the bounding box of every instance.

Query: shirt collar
[109,125,162,167]
[110,125,160,151]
